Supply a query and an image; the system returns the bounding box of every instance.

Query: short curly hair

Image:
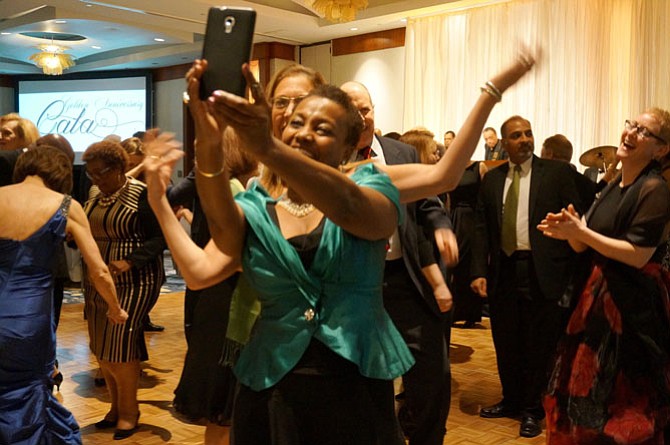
[14,146,73,194]
[82,140,129,171]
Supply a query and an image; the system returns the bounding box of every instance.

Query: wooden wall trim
[153,63,191,82]
[0,76,15,88]
[253,42,295,61]
[332,28,405,57]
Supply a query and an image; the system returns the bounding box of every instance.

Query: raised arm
[384,54,536,202]
[143,130,241,289]
[191,62,398,241]
[185,60,248,254]
[66,201,127,324]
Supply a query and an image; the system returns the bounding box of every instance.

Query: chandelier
[29,44,76,75]
[306,0,368,22]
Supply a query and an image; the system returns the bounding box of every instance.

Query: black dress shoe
[94,418,117,429]
[519,416,542,438]
[480,401,519,418]
[113,413,140,440]
[144,322,164,332]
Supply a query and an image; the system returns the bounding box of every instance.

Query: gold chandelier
[307,0,368,22]
[29,44,76,75]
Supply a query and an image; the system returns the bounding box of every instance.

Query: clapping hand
[538,204,582,241]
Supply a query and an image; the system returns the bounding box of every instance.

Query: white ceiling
[0,0,470,75]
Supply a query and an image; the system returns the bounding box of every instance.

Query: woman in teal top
[146,85,413,444]
[145,50,536,444]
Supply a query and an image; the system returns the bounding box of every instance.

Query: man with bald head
[471,116,583,438]
[341,81,453,445]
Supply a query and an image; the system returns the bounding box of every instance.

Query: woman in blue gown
[0,146,127,445]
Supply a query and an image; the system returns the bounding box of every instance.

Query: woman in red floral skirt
[539,108,670,444]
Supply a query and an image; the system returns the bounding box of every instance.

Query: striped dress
[83,178,165,362]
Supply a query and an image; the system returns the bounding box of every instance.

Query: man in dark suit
[471,116,582,438]
[342,81,453,445]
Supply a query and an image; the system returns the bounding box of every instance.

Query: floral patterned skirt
[544,262,670,445]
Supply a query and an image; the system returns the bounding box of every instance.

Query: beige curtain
[404,0,670,165]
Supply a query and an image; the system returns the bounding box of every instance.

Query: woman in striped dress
[81,140,166,440]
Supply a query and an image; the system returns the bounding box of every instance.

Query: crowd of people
[1,43,670,445]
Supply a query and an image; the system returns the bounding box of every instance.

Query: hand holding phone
[199,7,256,100]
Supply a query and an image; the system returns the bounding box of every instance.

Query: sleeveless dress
[0,196,82,445]
[544,163,670,445]
[83,179,165,362]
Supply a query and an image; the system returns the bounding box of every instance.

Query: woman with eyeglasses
[539,108,670,445]
[81,140,166,440]
[260,64,325,197]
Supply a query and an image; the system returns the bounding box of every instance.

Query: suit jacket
[377,135,451,317]
[471,155,582,300]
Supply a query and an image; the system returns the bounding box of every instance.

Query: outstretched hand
[142,129,184,202]
[538,204,582,241]
[205,63,274,159]
[488,43,541,96]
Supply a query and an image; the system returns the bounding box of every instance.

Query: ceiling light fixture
[29,43,75,75]
[306,0,368,22]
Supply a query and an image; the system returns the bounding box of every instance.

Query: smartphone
[199,7,256,100]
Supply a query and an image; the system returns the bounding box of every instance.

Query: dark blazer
[377,135,451,317]
[471,156,583,300]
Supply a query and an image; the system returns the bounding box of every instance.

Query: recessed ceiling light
[1,32,11,35]
[154,38,165,42]
[350,27,358,31]
[55,20,67,24]
[91,45,101,49]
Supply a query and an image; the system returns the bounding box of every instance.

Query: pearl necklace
[97,179,128,208]
[277,196,315,218]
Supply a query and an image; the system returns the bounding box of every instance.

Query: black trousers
[383,259,451,445]
[490,251,566,419]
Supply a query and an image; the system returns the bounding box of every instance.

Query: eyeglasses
[85,166,112,180]
[624,120,667,144]
[271,95,307,110]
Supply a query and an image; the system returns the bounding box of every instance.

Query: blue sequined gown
[0,196,82,445]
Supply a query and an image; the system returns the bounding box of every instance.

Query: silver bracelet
[485,81,503,99]
[480,85,502,102]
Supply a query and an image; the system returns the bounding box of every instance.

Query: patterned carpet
[63,253,186,305]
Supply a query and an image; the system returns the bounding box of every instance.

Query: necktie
[356,146,376,161]
[501,165,521,256]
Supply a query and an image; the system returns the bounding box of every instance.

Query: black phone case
[199,7,256,100]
